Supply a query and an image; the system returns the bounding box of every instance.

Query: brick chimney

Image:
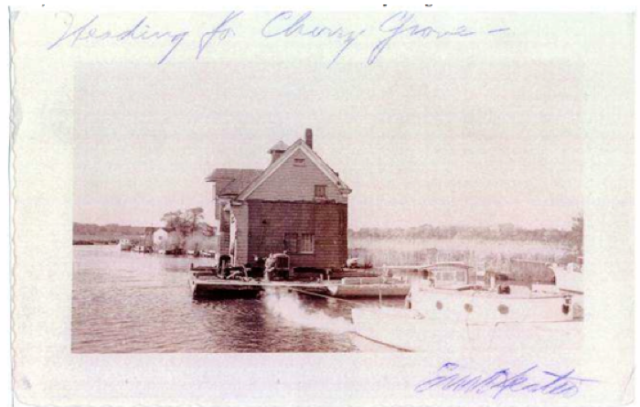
[305,128,313,149]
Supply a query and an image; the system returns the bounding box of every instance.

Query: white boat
[118,239,133,251]
[352,279,581,353]
[327,277,410,298]
[551,262,583,294]
[532,262,584,318]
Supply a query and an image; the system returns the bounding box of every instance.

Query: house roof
[205,136,351,200]
[237,139,352,200]
[268,140,289,152]
[205,168,264,196]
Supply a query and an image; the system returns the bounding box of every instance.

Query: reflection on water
[72,246,402,353]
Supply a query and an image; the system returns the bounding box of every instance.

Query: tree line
[349,216,584,254]
[73,207,215,238]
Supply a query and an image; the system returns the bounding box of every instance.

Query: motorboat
[190,272,262,299]
[532,262,584,317]
[550,262,583,294]
[190,265,262,299]
[352,263,582,353]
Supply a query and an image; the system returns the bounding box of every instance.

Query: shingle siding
[247,201,348,269]
[209,137,350,268]
[247,150,348,204]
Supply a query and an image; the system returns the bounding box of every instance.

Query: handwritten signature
[415,362,598,400]
[47,11,510,67]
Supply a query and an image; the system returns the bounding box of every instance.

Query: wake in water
[263,290,354,334]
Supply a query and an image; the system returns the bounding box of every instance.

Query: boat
[352,263,582,353]
[551,262,583,294]
[132,245,152,253]
[327,277,410,298]
[189,254,332,299]
[190,271,263,299]
[118,239,133,251]
[532,262,584,318]
[164,247,183,256]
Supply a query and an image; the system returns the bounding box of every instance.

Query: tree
[161,207,206,237]
[569,215,584,256]
[184,207,205,235]
[161,210,185,233]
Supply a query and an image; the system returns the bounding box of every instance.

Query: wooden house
[205,129,351,268]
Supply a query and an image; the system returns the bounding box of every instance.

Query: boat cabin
[424,263,473,287]
[382,262,475,288]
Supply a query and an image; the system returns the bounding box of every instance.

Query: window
[300,234,314,254]
[284,233,298,253]
[314,185,327,199]
[294,158,306,167]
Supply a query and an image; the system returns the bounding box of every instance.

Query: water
[72,245,402,353]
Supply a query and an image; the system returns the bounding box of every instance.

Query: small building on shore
[152,228,181,251]
[206,129,351,268]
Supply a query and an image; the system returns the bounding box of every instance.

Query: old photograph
[71,19,584,355]
[10,8,634,407]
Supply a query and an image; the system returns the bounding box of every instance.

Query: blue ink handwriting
[47,11,511,67]
[197,11,243,60]
[415,362,598,400]
[261,11,366,67]
[48,13,189,65]
[369,11,477,65]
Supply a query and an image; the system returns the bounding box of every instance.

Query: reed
[349,237,571,272]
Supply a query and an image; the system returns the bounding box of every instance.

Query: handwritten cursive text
[415,362,597,400]
[48,13,189,64]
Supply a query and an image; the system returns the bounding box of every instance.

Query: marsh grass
[349,237,571,273]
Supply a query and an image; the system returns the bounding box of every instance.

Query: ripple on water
[72,246,401,353]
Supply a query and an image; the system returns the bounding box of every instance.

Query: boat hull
[328,284,410,298]
[190,276,262,299]
[352,307,583,354]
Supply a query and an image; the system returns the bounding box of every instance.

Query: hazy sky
[74,51,583,230]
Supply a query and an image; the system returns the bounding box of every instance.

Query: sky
[73,26,584,231]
